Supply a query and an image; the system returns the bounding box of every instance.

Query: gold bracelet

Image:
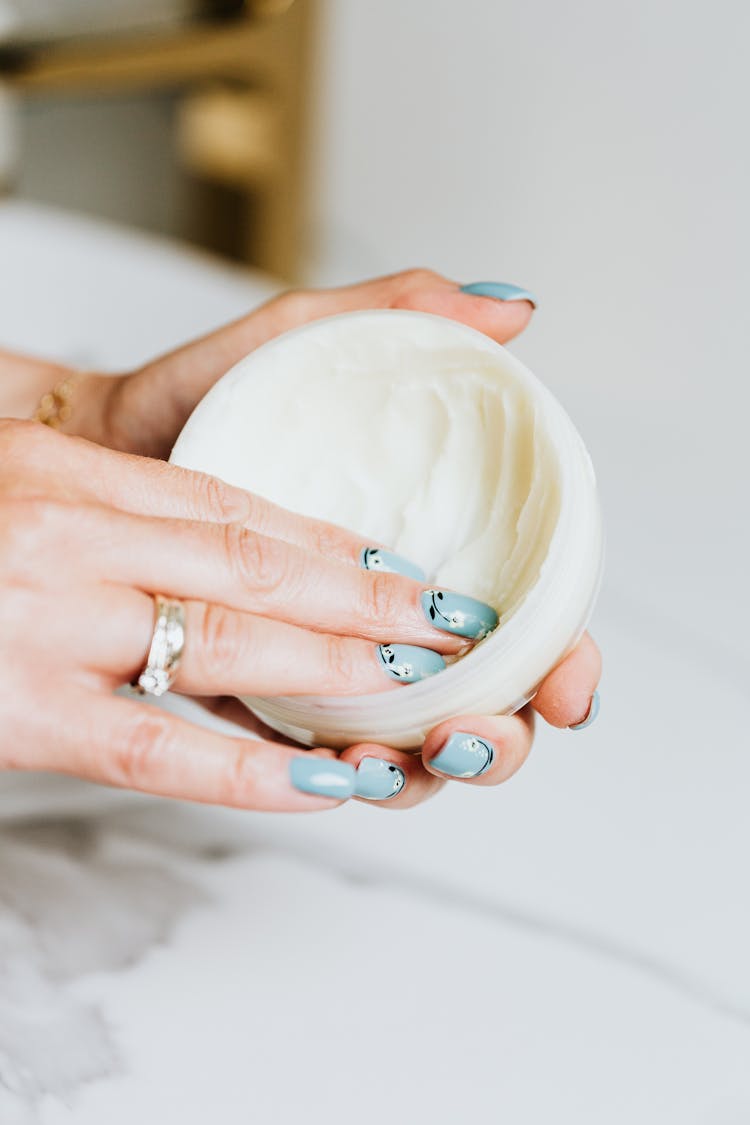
[32,372,83,429]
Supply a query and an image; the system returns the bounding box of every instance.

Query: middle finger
[68,503,496,653]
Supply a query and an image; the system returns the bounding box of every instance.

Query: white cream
[171,310,603,748]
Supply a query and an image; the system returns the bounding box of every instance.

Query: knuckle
[360,572,399,628]
[109,714,173,791]
[391,267,443,299]
[0,497,65,572]
[223,521,263,586]
[195,472,251,526]
[222,522,291,597]
[0,418,27,459]
[309,520,354,562]
[323,634,357,691]
[0,418,53,474]
[220,742,260,807]
[198,602,244,680]
[273,287,314,325]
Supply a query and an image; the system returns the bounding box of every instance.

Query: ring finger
[77,587,445,698]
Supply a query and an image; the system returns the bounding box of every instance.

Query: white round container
[171,310,603,748]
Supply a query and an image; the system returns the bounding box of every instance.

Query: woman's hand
[3,270,538,458]
[212,636,601,809]
[0,418,527,810]
[1,269,601,809]
[99,266,601,789]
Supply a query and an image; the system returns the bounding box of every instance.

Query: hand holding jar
[0,270,601,810]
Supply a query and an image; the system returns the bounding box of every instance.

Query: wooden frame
[0,0,314,280]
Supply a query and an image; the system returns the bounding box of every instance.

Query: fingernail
[569,690,600,731]
[354,757,406,801]
[421,589,498,640]
[430,732,495,779]
[360,546,426,582]
[460,281,538,309]
[377,643,446,683]
[289,756,355,799]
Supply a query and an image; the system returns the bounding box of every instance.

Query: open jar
[171,310,603,749]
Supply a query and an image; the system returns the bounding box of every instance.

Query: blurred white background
[1,2,748,1121]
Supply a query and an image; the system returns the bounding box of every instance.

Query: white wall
[309,0,750,673]
[1,0,746,677]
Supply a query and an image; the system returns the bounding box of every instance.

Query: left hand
[58,268,544,459]
[209,634,600,806]
[2,269,601,806]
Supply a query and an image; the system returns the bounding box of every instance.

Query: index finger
[18,422,417,573]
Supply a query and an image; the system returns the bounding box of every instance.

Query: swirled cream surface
[173,312,560,618]
[172,310,602,747]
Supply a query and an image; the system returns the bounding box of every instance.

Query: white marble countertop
[0,202,748,1124]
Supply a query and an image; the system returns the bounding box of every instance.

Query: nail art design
[360,546,426,582]
[422,589,499,640]
[430,733,495,779]
[354,757,406,801]
[377,643,446,683]
[289,756,355,799]
[460,281,538,308]
[569,690,600,731]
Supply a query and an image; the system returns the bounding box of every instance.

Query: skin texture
[0,270,601,811]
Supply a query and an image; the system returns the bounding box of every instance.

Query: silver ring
[132,596,186,697]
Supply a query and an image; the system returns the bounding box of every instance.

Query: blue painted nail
[377,643,446,683]
[430,733,495,779]
[460,281,538,308]
[569,690,600,731]
[289,756,355,799]
[421,589,498,640]
[360,546,426,582]
[354,757,406,801]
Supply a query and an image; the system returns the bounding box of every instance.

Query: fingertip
[568,689,600,731]
[339,742,443,808]
[532,634,602,728]
[459,281,538,308]
[448,294,533,342]
[287,753,356,803]
[393,278,535,344]
[422,710,534,786]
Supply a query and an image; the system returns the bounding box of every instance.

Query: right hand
[0,419,476,810]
